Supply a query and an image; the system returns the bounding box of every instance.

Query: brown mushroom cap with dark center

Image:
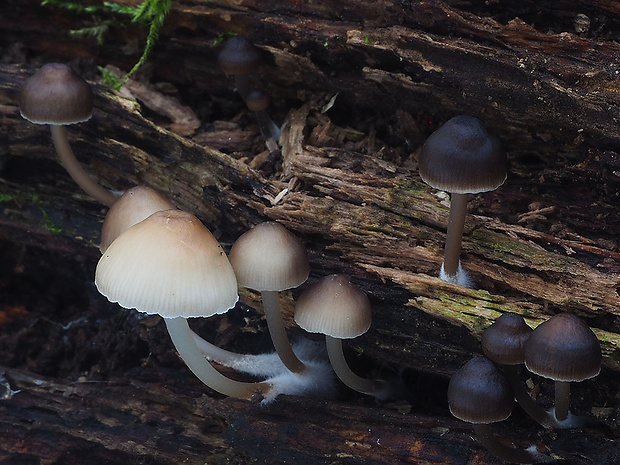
[218,36,261,76]
[418,115,507,195]
[524,312,601,423]
[448,357,551,463]
[19,63,116,206]
[20,63,93,125]
[482,312,532,366]
[448,357,513,424]
[524,313,601,382]
[417,115,508,284]
[245,89,271,113]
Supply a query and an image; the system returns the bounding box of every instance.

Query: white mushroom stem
[190,330,249,366]
[443,193,470,278]
[554,381,571,422]
[164,317,271,401]
[262,290,308,374]
[473,424,551,463]
[326,335,390,398]
[51,125,117,206]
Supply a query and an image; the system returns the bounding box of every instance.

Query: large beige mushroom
[95,209,271,401]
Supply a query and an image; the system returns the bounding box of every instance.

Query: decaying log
[1,365,618,465]
[2,0,620,463]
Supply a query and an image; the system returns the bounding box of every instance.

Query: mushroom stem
[190,330,249,366]
[443,193,469,277]
[254,110,281,145]
[50,125,117,206]
[164,317,271,401]
[554,381,571,422]
[325,335,390,398]
[262,290,307,374]
[234,75,252,102]
[504,366,556,428]
[473,423,548,464]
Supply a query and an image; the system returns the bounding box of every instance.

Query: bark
[0,366,616,465]
[1,0,620,463]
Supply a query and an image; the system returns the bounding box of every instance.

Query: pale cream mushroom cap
[100,186,176,253]
[95,209,238,318]
[228,221,309,291]
[294,274,372,339]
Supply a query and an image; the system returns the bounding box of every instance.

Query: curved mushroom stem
[325,335,391,399]
[190,330,249,366]
[50,125,117,206]
[473,423,551,464]
[443,193,470,279]
[504,365,557,428]
[164,317,271,401]
[554,381,571,422]
[261,290,308,374]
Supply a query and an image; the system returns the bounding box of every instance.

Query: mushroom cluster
[449,311,602,461]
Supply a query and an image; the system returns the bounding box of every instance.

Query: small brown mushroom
[418,115,507,287]
[20,63,117,206]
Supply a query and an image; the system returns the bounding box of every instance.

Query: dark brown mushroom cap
[524,313,601,382]
[245,89,270,112]
[448,357,513,424]
[418,115,508,194]
[481,312,533,365]
[20,63,93,125]
[218,36,261,76]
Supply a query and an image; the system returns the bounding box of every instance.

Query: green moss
[470,229,581,272]
[41,0,173,90]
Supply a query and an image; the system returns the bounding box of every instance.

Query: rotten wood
[2,0,620,463]
[1,365,618,465]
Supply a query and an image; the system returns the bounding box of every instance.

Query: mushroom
[523,313,601,422]
[448,357,551,463]
[100,185,176,253]
[244,89,281,147]
[95,209,272,401]
[218,36,261,102]
[20,63,117,206]
[482,313,557,428]
[228,221,310,374]
[418,115,507,287]
[294,274,391,399]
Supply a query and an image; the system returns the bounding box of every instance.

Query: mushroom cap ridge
[96,209,239,318]
[524,313,601,382]
[418,115,508,194]
[295,274,372,339]
[20,63,93,125]
[448,356,513,424]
